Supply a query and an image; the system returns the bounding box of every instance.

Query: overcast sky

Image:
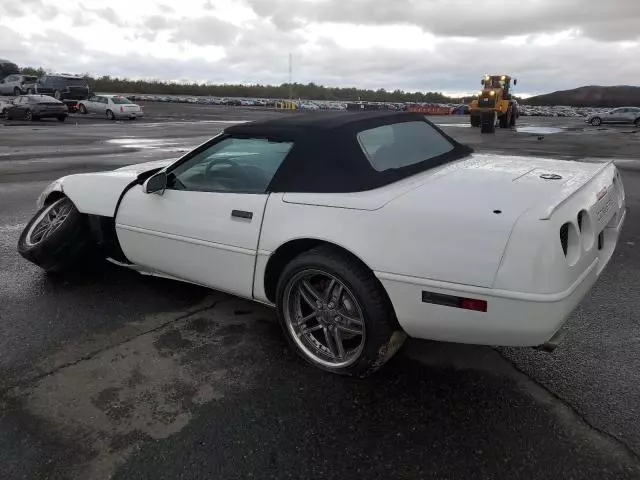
[1,0,639,96]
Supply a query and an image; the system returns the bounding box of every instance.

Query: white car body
[35,133,626,349]
[78,94,144,119]
[0,74,38,96]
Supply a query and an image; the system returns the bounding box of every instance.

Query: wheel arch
[262,238,394,311]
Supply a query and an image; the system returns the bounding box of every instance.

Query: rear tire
[106,109,115,120]
[276,245,406,377]
[590,117,602,126]
[24,109,33,121]
[499,111,510,128]
[78,104,87,114]
[18,197,92,273]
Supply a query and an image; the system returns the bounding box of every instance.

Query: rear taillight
[460,298,488,312]
[422,291,487,313]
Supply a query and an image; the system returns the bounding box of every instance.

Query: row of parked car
[0,73,90,101]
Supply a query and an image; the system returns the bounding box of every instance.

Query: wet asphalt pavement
[1,104,640,479]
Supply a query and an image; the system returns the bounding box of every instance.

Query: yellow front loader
[469,75,519,133]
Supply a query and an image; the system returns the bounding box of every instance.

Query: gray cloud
[171,17,239,46]
[246,0,640,41]
[158,4,175,14]
[0,0,58,21]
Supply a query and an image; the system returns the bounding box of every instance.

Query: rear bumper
[377,208,625,347]
[115,111,144,119]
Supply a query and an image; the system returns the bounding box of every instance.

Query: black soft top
[225,111,473,193]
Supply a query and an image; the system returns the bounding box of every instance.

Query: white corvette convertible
[18,112,626,376]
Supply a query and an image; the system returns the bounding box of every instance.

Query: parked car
[0,97,14,118]
[586,107,640,127]
[0,59,20,81]
[17,112,625,376]
[0,74,38,96]
[77,94,144,120]
[24,75,90,101]
[4,95,68,122]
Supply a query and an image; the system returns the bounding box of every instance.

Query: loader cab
[481,75,517,99]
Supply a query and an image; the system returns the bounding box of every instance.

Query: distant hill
[525,85,640,107]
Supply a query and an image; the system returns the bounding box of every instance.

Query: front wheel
[276,246,406,377]
[24,109,34,121]
[17,197,92,272]
[591,117,602,126]
[78,103,87,114]
[106,109,115,120]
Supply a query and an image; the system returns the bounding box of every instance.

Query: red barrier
[407,106,451,115]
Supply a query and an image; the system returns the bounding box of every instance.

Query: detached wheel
[18,197,92,273]
[276,246,406,377]
[106,109,115,120]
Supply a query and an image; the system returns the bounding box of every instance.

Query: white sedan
[17,112,626,376]
[77,94,144,120]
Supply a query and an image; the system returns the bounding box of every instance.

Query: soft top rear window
[357,120,455,172]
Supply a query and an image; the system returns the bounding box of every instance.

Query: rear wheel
[276,246,406,377]
[106,109,115,120]
[590,117,602,126]
[13,87,21,96]
[499,110,510,128]
[634,118,640,127]
[24,109,33,121]
[17,197,92,273]
[510,106,518,127]
[78,103,87,114]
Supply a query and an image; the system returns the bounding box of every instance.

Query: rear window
[110,96,133,104]
[357,120,455,171]
[63,77,88,86]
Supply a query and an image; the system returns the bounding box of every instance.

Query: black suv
[24,75,90,101]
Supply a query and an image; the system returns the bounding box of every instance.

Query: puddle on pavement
[516,126,565,135]
[106,138,190,153]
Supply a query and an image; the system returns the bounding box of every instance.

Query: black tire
[634,118,640,128]
[276,245,406,377]
[590,117,602,126]
[57,115,67,122]
[78,103,87,114]
[106,110,115,120]
[0,108,6,119]
[499,111,509,128]
[24,109,33,121]
[470,115,480,127]
[510,107,518,127]
[18,197,92,273]
[13,87,21,96]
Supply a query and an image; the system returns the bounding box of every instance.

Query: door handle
[231,210,253,220]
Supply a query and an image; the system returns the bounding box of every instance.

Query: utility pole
[288,53,292,101]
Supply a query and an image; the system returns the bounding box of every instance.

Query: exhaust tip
[534,330,565,353]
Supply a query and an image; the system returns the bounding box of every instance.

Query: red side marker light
[461,298,488,312]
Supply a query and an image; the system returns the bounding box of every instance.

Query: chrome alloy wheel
[25,198,72,247]
[283,269,366,368]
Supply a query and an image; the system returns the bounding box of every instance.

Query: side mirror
[143,171,167,195]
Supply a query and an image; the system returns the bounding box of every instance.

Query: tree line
[20,66,461,103]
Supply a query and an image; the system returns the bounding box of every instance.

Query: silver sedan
[586,107,640,127]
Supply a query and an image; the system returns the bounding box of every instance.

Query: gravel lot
[1,102,639,480]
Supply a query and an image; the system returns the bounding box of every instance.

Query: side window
[168,137,293,194]
[102,97,109,104]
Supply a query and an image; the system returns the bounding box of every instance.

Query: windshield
[110,96,133,104]
[357,120,455,171]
